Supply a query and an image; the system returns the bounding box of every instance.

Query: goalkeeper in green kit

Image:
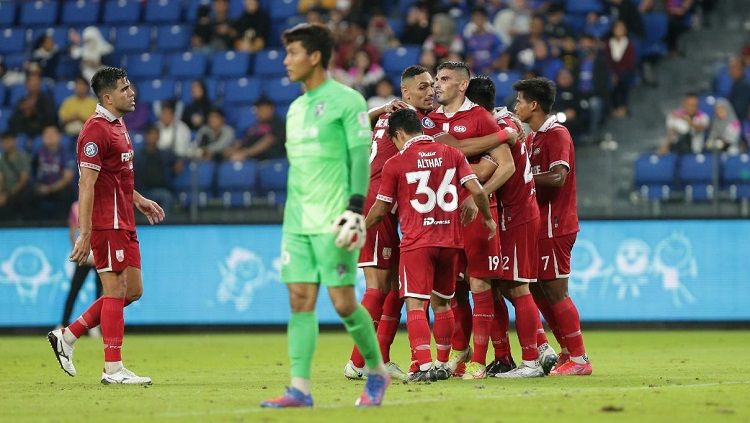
[260,23,390,409]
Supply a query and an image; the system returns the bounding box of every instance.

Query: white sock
[104,361,123,374]
[62,328,78,346]
[571,355,588,364]
[291,377,311,395]
[523,359,540,368]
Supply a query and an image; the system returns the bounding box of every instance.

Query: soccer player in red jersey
[47,67,165,384]
[365,108,496,382]
[345,65,436,381]
[513,77,592,376]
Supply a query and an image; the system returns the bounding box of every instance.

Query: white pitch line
[159,380,750,418]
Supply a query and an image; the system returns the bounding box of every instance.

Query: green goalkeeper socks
[288,311,319,380]
[342,305,383,370]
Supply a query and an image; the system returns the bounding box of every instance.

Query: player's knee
[333,300,357,317]
[127,291,142,303]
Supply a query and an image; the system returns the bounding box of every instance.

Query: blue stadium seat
[127,53,165,80]
[679,154,716,202]
[712,65,732,98]
[115,26,152,53]
[261,77,301,104]
[723,154,750,200]
[564,0,603,14]
[0,108,10,133]
[0,84,6,107]
[145,0,182,23]
[258,158,289,192]
[20,1,58,26]
[169,52,208,80]
[541,59,564,81]
[62,1,100,26]
[55,57,80,80]
[269,0,298,21]
[185,0,210,22]
[563,13,587,36]
[53,80,75,107]
[698,95,716,118]
[211,51,252,78]
[180,78,219,104]
[136,79,176,103]
[275,103,290,119]
[585,15,612,39]
[235,109,257,135]
[491,71,521,105]
[217,160,259,207]
[382,46,421,74]
[104,0,141,24]
[31,27,71,51]
[642,12,668,58]
[9,84,28,106]
[0,28,25,55]
[173,161,215,207]
[3,53,27,71]
[634,153,678,201]
[254,49,287,78]
[224,77,262,105]
[0,2,16,26]
[156,25,190,52]
[229,0,244,19]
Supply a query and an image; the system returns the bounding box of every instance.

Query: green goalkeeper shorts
[280,232,358,287]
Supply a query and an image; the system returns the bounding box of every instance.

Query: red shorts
[91,229,141,273]
[463,206,502,280]
[358,211,399,269]
[399,247,460,300]
[537,233,576,281]
[501,217,539,282]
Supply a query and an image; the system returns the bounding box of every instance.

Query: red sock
[406,309,432,368]
[433,309,454,363]
[536,313,549,346]
[535,295,566,352]
[350,288,385,368]
[470,290,493,364]
[100,297,125,362]
[377,290,403,363]
[67,296,104,338]
[551,297,585,357]
[513,294,540,361]
[450,285,472,351]
[490,294,511,361]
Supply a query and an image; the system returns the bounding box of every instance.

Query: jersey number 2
[405,168,458,213]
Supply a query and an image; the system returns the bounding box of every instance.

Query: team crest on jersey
[115,249,124,262]
[421,117,435,129]
[83,142,98,157]
[382,247,392,260]
[358,111,369,127]
[533,147,541,156]
[454,125,467,133]
[314,102,326,117]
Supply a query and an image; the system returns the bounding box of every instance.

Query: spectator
[659,92,710,154]
[607,0,645,39]
[528,39,563,80]
[183,80,212,131]
[233,0,270,52]
[463,6,496,38]
[493,0,532,46]
[726,56,750,122]
[705,98,742,154]
[464,7,503,75]
[69,27,113,82]
[8,71,56,137]
[31,125,75,219]
[604,20,637,118]
[31,33,60,80]
[224,98,286,161]
[577,35,610,137]
[298,0,336,12]
[401,4,431,45]
[367,78,398,110]
[559,35,580,73]
[545,4,573,46]
[422,13,464,61]
[0,132,31,220]
[192,0,234,51]
[58,75,97,138]
[665,0,694,55]
[135,126,177,213]
[195,108,235,161]
[419,49,438,75]
[367,11,400,54]
[497,14,546,72]
[333,50,385,96]
[555,68,588,139]
[333,21,380,71]
[157,100,193,159]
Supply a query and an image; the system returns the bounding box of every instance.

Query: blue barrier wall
[0,221,748,326]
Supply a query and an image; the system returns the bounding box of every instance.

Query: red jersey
[377,135,477,252]
[529,116,579,239]
[492,107,539,230]
[77,104,136,231]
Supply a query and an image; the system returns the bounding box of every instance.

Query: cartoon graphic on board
[653,233,697,307]
[217,247,275,312]
[0,246,64,302]
[611,239,651,300]
[569,239,612,296]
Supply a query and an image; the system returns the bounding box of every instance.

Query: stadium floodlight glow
[556,111,567,123]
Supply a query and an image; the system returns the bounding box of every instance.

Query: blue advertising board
[0,221,748,326]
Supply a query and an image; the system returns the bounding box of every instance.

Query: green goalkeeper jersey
[283,78,372,234]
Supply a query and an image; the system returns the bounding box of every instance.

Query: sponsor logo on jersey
[453,125,467,133]
[533,147,541,156]
[83,142,98,157]
[121,151,134,163]
[314,102,326,117]
[421,117,435,129]
[382,247,392,260]
[418,151,436,157]
[423,217,451,226]
[115,249,125,262]
[358,111,369,127]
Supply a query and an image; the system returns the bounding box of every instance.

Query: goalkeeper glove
[331,195,366,251]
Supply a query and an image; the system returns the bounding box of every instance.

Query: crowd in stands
[0,0,722,221]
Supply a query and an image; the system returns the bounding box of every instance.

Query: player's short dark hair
[282,23,334,70]
[513,77,556,114]
[91,67,127,101]
[436,61,471,80]
[387,108,423,139]
[466,75,496,112]
[401,65,429,84]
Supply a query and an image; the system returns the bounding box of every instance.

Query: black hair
[162,99,177,112]
[401,65,429,84]
[685,92,699,98]
[436,61,471,80]
[255,96,275,106]
[282,23,334,70]
[208,107,225,118]
[387,108,423,139]
[512,77,556,114]
[466,75,495,112]
[91,66,127,101]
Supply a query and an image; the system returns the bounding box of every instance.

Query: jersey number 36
[405,168,458,213]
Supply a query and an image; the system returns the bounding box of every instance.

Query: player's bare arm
[459,196,478,225]
[368,98,409,125]
[482,144,515,193]
[435,127,517,157]
[364,199,391,230]
[462,179,496,238]
[69,167,98,265]
[133,190,166,225]
[533,164,569,188]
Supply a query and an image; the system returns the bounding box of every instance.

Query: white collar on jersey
[95,104,118,122]
[435,97,476,116]
[401,134,434,153]
[537,115,559,133]
[493,106,512,119]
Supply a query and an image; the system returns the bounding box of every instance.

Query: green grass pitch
[2,330,749,422]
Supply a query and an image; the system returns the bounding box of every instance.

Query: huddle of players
[345,62,593,382]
